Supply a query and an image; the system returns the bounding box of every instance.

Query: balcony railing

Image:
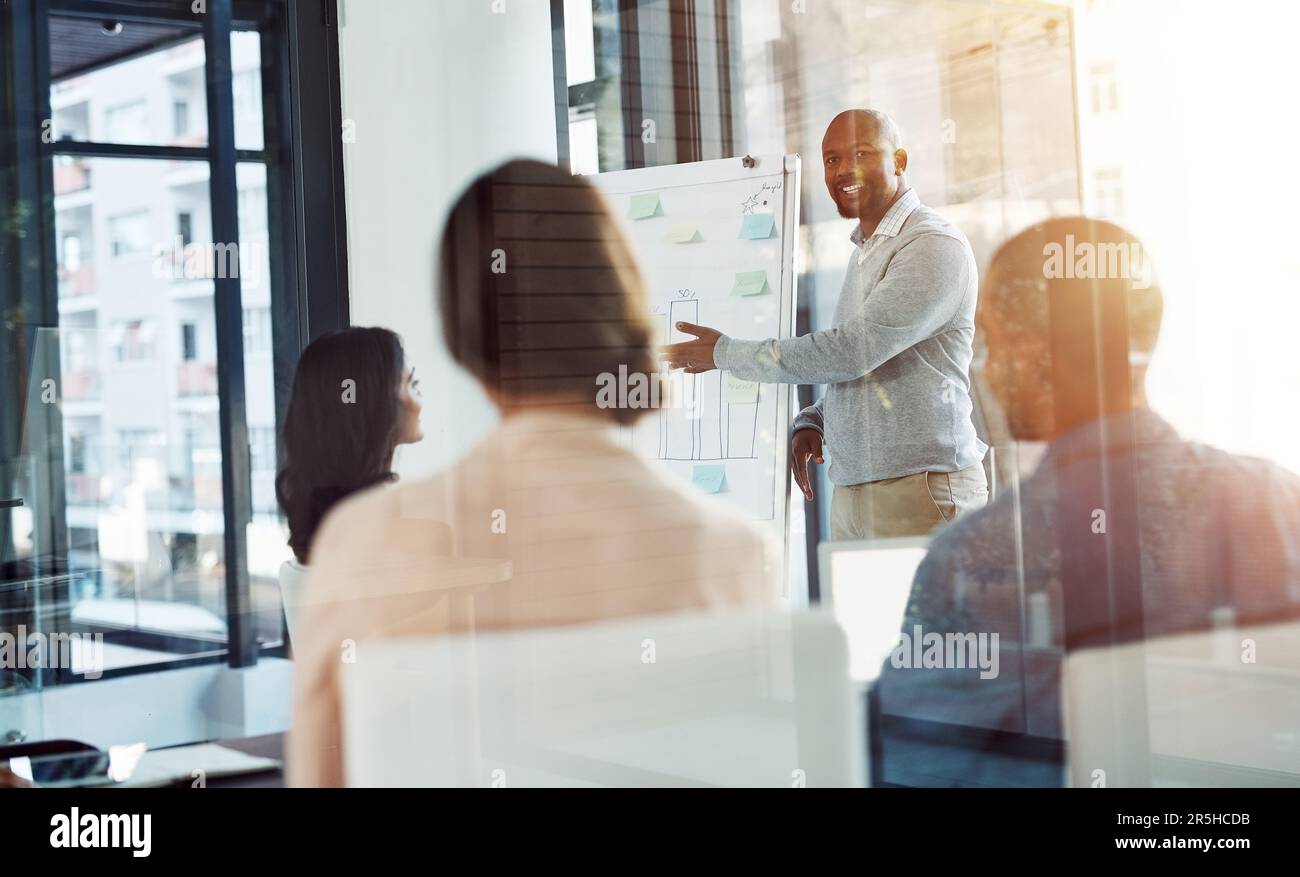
[53,158,91,195]
[57,264,96,297]
[177,361,218,397]
[61,369,100,402]
[64,472,102,506]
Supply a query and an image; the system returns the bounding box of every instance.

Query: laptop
[816,536,928,684]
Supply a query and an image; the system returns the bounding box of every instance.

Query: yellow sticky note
[725,374,758,404]
[664,223,701,243]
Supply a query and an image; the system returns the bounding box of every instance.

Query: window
[1090,62,1119,113]
[181,322,199,361]
[108,210,151,258]
[231,54,264,151]
[173,99,191,137]
[0,0,352,744]
[242,306,272,355]
[116,429,164,471]
[233,70,259,120]
[1093,167,1125,218]
[62,233,82,271]
[111,319,157,362]
[249,427,277,475]
[238,186,267,238]
[68,434,87,475]
[177,210,194,247]
[104,99,148,143]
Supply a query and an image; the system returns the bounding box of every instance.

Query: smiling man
[662,109,988,538]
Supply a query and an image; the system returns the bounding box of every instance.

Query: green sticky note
[725,374,759,404]
[629,192,661,220]
[691,464,727,494]
[732,270,769,297]
[739,213,776,239]
[664,223,701,243]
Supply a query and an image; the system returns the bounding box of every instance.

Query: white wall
[0,659,293,751]
[337,0,559,478]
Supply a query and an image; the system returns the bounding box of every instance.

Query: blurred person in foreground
[874,217,1300,784]
[287,160,778,787]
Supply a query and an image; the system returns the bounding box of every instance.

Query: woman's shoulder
[319,471,446,537]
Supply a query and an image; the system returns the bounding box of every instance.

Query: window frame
[0,0,351,686]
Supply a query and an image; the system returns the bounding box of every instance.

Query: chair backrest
[340,608,862,787]
[278,560,307,648]
[1063,619,1300,787]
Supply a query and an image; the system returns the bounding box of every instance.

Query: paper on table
[117,743,281,788]
[664,223,701,243]
[691,464,727,494]
[739,213,776,239]
[629,192,662,220]
[731,270,769,297]
[724,374,759,404]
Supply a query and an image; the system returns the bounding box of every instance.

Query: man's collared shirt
[852,187,920,264]
[715,189,987,485]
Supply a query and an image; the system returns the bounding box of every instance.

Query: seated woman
[275,327,427,645]
[288,160,779,786]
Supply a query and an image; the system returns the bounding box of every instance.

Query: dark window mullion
[550,0,570,170]
[23,0,73,687]
[203,0,256,669]
[43,140,268,163]
[43,141,209,161]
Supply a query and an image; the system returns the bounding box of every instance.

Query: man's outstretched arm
[661,233,972,384]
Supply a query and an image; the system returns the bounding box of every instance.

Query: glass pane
[50,158,229,671]
[1,457,46,747]
[232,29,265,152]
[49,19,207,148]
[568,113,599,175]
[237,162,290,648]
[564,0,596,85]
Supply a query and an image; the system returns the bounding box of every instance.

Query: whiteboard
[590,154,801,535]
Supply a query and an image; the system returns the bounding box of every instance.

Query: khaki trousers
[830,464,989,540]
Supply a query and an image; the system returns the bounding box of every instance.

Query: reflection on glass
[50,25,207,148]
[232,30,265,152]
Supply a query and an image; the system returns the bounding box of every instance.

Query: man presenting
[662,109,987,538]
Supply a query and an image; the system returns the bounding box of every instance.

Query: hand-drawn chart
[590,155,800,522]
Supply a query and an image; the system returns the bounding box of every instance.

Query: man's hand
[661,322,722,373]
[791,428,824,502]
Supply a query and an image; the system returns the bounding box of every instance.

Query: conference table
[184,734,285,789]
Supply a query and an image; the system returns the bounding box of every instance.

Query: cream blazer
[287,410,779,786]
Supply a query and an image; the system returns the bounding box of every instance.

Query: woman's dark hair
[437,159,656,425]
[275,327,406,563]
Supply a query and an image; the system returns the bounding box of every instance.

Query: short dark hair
[437,159,656,424]
[980,217,1163,357]
[275,327,406,563]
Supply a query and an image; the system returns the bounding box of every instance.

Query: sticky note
[732,270,769,297]
[664,223,701,243]
[629,193,661,220]
[739,213,776,240]
[725,374,759,404]
[691,464,727,494]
